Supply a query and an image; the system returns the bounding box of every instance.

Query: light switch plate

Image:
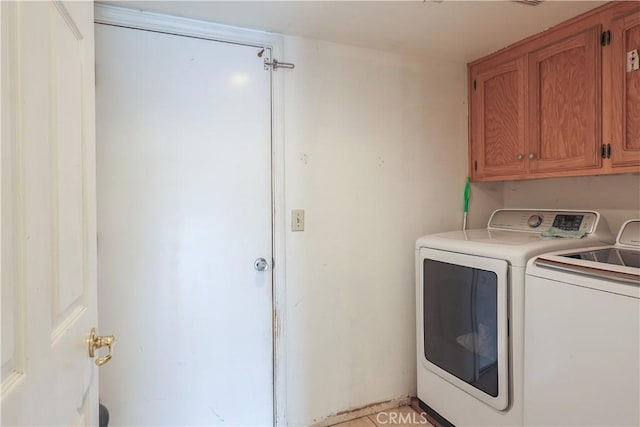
[627,49,639,72]
[291,209,304,232]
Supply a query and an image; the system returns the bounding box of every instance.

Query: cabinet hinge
[600,30,611,46]
[473,80,477,91]
[474,160,478,171]
[607,143,611,159]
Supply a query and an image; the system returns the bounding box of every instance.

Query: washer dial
[528,214,544,228]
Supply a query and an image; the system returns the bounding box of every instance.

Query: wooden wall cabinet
[469,2,640,182]
[471,58,527,178]
[607,8,640,168]
[528,26,602,174]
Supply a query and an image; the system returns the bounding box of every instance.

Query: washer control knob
[528,214,544,228]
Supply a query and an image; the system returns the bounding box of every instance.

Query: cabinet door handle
[528,153,536,160]
[517,154,524,160]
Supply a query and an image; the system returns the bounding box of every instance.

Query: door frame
[94,5,288,425]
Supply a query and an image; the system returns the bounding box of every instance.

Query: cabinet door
[528,26,602,173]
[470,57,527,180]
[608,9,640,168]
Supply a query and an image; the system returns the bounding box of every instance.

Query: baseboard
[312,396,413,426]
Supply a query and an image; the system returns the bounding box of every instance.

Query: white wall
[281,36,501,426]
[502,174,640,234]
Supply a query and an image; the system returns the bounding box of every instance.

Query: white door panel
[96,24,273,426]
[1,1,98,425]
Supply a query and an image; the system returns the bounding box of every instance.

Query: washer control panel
[489,210,599,233]
[551,214,586,231]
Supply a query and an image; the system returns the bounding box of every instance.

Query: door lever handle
[89,328,115,367]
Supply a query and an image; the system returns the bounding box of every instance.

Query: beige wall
[502,174,640,234]
[281,36,501,426]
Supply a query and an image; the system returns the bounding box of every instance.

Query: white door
[95,23,273,426]
[1,1,101,426]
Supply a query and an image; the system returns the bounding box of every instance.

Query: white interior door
[95,23,273,426]
[1,1,99,425]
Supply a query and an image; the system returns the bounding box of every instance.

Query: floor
[332,406,434,427]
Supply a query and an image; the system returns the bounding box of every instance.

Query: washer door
[417,248,509,410]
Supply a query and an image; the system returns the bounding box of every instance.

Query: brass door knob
[89,328,115,367]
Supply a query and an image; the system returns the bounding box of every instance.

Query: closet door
[95,23,274,426]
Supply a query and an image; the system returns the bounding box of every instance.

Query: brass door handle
[89,328,115,367]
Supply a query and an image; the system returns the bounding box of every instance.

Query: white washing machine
[524,219,640,427]
[415,209,613,427]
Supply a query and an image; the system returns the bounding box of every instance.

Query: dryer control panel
[488,210,599,234]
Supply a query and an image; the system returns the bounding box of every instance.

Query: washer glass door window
[418,249,509,410]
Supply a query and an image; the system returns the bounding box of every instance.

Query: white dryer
[524,219,640,427]
[415,209,613,426]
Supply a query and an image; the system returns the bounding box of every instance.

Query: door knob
[254,257,269,272]
[528,153,536,159]
[517,154,524,160]
[88,328,115,367]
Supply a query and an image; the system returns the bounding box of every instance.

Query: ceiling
[101,1,606,63]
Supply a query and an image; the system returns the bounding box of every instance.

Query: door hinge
[601,30,611,46]
[473,80,477,91]
[474,160,478,171]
